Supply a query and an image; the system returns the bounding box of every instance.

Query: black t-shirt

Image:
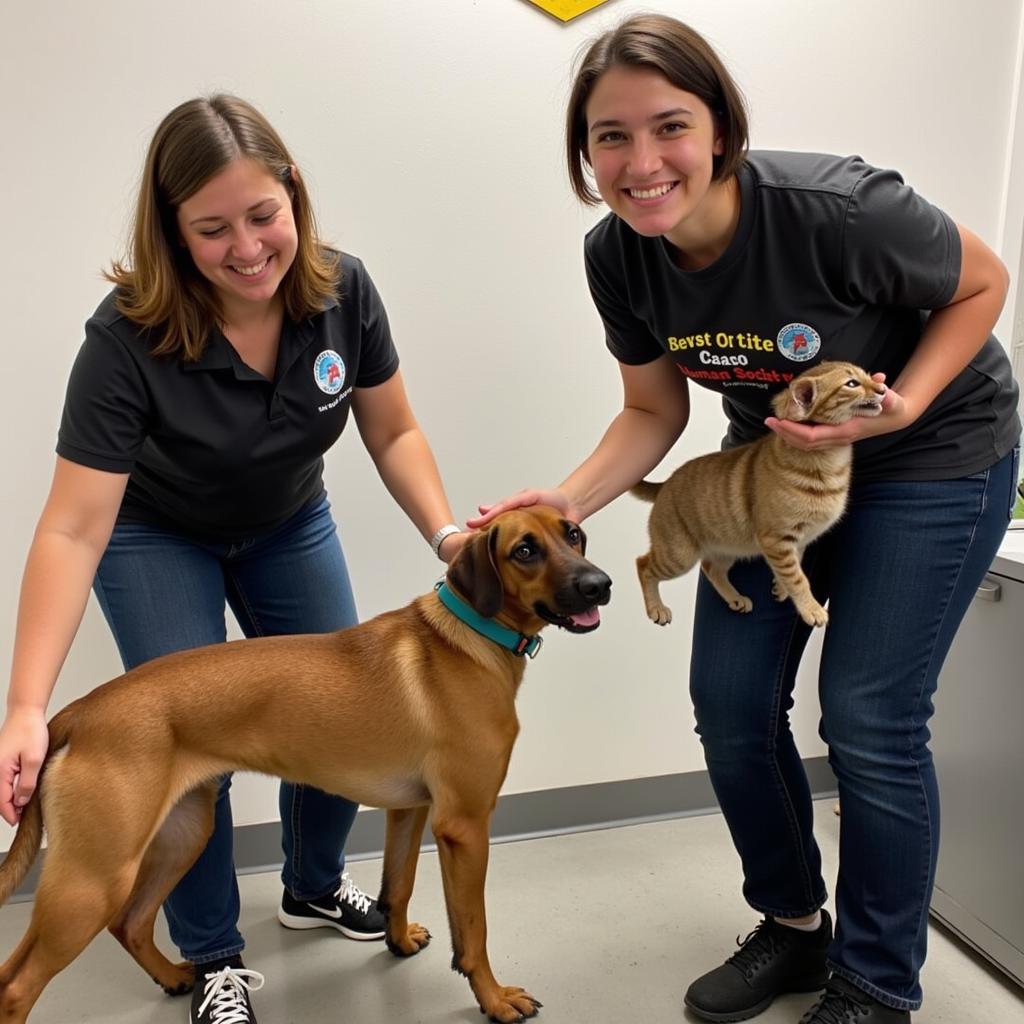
[585,151,1020,481]
[57,252,399,539]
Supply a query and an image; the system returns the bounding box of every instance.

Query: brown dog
[0,507,611,1024]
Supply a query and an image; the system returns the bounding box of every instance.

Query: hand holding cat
[764,373,908,450]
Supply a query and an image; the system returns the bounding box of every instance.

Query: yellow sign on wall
[524,0,615,23]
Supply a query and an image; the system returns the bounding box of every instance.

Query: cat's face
[772,362,886,425]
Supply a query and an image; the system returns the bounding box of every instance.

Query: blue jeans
[93,497,360,964]
[689,448,1018,1011]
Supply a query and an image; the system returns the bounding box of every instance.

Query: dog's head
[447,507,612,635]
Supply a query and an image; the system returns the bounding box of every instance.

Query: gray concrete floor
[2,800,1021,1022]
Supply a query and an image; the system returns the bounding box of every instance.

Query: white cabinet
[930,534,1024,987]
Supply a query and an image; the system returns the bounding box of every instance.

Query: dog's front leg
[432,811,540,1023]
[380,806,431,957]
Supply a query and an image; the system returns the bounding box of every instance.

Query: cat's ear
[778,378,817,421]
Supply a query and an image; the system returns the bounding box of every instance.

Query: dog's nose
[577,570,612,605]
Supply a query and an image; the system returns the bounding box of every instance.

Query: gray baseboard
[7,758,837,902]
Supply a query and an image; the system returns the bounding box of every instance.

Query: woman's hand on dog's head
[467,489,573,530]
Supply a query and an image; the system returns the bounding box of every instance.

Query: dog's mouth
[534,602,603,634]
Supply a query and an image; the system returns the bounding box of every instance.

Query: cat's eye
[844,379,859,387]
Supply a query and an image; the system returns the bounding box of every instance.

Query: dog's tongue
[569,607,601,628]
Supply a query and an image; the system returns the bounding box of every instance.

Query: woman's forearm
[560,404,686,521]
[8,531,104,713]
[368,426,458,543]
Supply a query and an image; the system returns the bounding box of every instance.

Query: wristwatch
[429,523,462,559]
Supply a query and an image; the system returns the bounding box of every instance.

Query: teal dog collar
[435,582,543,659]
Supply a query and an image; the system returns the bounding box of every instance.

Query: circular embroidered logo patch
[313,350,346,394]
[776,323,821,362]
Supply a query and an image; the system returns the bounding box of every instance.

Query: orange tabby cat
[632,361,885,628]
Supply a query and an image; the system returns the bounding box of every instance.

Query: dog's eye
[512,543,534,561]
[566,527,581,546]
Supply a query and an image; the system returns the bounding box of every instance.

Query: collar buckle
[516,634,543,659]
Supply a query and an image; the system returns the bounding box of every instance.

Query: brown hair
[106,95,339,360]
[566,14,749,205]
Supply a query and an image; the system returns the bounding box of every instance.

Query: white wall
[1,0,1021,844]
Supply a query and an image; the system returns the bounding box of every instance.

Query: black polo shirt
[57,253,399,540]
[586,151,1020,481]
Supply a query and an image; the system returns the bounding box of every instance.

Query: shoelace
[799,981,872,1023]
[336,871,373,915]
[195,964,265,1024]
[726,919,791,978]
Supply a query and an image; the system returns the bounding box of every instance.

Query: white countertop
[993,526,1024,580]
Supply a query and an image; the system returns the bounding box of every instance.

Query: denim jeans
[93,497,360,964]
[689,448,1018,1011]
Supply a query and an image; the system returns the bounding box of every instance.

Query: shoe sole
[277,906,385,941]
[683,993,775,1023]
[684,981,827,1023]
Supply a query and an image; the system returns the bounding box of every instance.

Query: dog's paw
[483,985,542,1022]
[386,923,431,957]
[647,603,672,626]
[155,961,194,996]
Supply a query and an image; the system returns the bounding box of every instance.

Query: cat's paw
[771,579,787,602]
[647,603,673,626]
[728,595,753,613]
[799,603,829,628]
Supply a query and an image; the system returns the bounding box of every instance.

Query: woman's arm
[468,354,690,526]
[766,223,1009,450]
[1,458,127,823]
[892,223,1009,410]
[351,370,466,562]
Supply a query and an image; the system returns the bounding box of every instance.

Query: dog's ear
[446,525,504,619]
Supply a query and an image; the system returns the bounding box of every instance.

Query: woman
[0,95,466,1024]
[470,15,1019,1024]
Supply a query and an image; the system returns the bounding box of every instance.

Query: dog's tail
[0,707,73,906]
[0,795,43,906]
[630,480,663,503]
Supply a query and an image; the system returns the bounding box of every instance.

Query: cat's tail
[630,480,662,503]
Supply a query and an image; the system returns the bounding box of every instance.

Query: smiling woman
[468,12,1021,1024]
[104,97,336,365]
[584,67,736,265]
[0,93,468,1024]
[178,160,298,310]
[566,18,749,272]
[175,158,301,376]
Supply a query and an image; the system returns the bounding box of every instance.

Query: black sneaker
[189,956,263,1024]
[799,976,911,1023]
[277,871,386,940]
[684,910,832,1022]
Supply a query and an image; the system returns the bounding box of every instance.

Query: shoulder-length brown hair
[107,95,339,360]
[566,14,749,205]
